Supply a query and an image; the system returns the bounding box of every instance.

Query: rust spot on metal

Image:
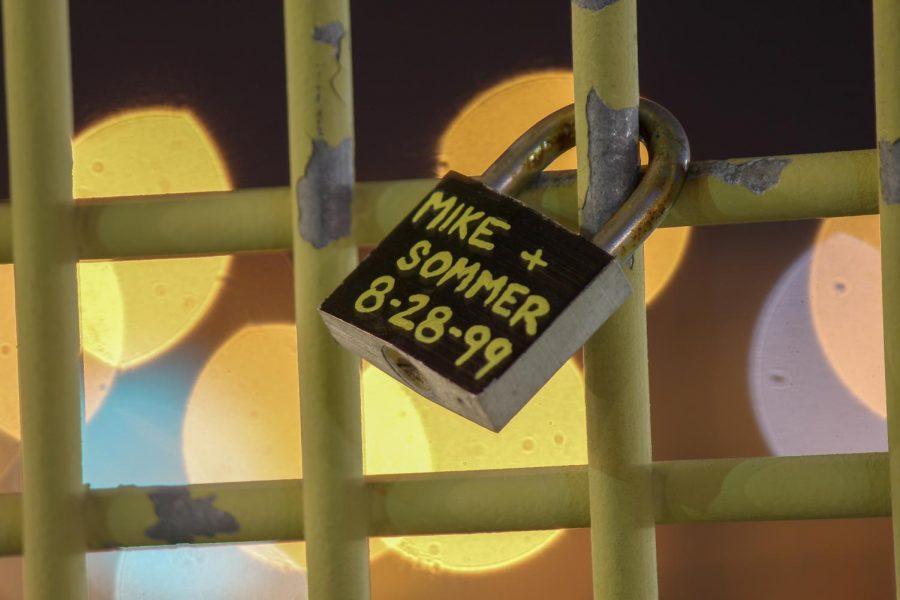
[879,138,900,205]
[298,137,353,248]
[313,21,345,61]
[145,487,239,544]
[572,0,622,10]
[689,157,791,195]
[581,89,639,237]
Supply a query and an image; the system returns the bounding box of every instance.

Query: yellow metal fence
[0,0,897,599]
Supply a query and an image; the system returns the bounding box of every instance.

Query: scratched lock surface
[320,172,628,431]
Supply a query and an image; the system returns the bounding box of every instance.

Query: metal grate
[0,1,897,598]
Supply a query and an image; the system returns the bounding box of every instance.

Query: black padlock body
[320,171,627,430]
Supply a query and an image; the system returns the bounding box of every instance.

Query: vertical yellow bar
[2,0,88,597]
[572,1,658,599]
[283,1,370,598]
[874,0,900,596]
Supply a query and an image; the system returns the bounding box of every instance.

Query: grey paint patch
[879,138,900,205]
[572,0,621,10]
[581,88,639,237]
[313,21,345,61]
[145,487,239,544]
[298,137,353,248]
[689,157,791,195]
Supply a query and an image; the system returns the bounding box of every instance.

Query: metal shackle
[480,98,690,259]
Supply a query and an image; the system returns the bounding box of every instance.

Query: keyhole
[382,347,430,394]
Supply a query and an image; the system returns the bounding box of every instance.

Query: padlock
[320,99,689,431]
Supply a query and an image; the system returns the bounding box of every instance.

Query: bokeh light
[115,545,307,600]
[810,216,885,417]
[183,323,586,572]
[750,246,886,455]
[182,324,432,569]
[0,107,232,486]
[0,264,115,443]
[74,108,232,368]
[436,69,689,303]
[374,358,586,571]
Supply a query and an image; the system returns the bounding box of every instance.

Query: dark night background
[0,1,891,598]
[0,0,877,195]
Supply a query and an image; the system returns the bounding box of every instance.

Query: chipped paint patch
[879,138,900,205]
[145,487,239,544]
[581,88,639,237]
[298,137,353,248]
[313,21,345,61]
[689,157,791,195]
[572,0,622,10]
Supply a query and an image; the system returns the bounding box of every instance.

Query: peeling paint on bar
[0,453,893,556]
[313,21,345,61]
[145,488,239,544]
[581,89,639,236]
[689,157,791,195]
[297,137,353,248]
[287,1,369,596]
[0,150,879,264]
[879,138,900,205]
[572,0,622,11]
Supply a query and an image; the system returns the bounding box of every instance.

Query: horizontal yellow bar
[654,452,890,523]
[0,149,878,264]
[0,452,887,555]
[77,187,292,260]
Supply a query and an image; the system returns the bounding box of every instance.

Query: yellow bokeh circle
[0,265,115,441]
[183,324,586,572]
[182,324,432,569]
[0,107,228,458]
[376,358,586,571]
[436,69,690,303]
[74,108,232,368]
[810,215,885,417]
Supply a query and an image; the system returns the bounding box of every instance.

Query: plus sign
[520,248,548,271]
